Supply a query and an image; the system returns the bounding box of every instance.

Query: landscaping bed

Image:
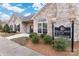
[11,33,79,56]
[11,37,79,56]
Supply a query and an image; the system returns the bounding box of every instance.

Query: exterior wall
[33,4,56,36]
[33,3,79,41]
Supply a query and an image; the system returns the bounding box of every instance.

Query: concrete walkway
[0,37,42,56]
[6,33,29,40]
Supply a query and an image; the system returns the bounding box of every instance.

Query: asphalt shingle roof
[15,13,34,21]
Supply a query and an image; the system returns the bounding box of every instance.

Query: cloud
[24,13,31,16]
[2,3,24,13]
[32,3,45,10]
[0,12,10,20]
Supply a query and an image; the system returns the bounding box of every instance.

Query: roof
[8,3,48,23]
[14,13,34,21]
[8,13,34,23]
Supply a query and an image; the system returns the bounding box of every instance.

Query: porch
[22,20,33,34]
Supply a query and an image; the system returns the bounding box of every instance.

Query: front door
[30,25,33,33]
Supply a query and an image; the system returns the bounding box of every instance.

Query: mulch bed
[24,40,79,56]
[24,39,70,56]
[11,38,79,56]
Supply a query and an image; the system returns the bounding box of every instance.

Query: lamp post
[69,10,75,52]
[71,20,74,52]
[69,4,76,52]
[51,18,56,41]
[69,18,75,52]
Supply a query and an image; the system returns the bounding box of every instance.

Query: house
[8,13,34,33]
[32,3,79,41]
[8,3,79,41]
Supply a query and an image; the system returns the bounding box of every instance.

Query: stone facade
[33,3,79,41]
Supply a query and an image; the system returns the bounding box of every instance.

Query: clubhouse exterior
[8,3,79,41]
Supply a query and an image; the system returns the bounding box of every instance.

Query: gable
[32,3,57,21]
[8,14,22,25]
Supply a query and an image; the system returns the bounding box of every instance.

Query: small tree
[3,24,10,33]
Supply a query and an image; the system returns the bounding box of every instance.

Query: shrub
[40,34,46,39]
[3,24,10,33]
[29,32,39,44]
[29,32,37,38]
[53,37,68,51]
[43,35,53,44]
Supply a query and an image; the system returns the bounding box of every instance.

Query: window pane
[38,23,42,33]
[17,24,20,32]
[38,29,41,33]
[14,25,17,31]
[43,23,47,34]
[43,29,47,34]
[10,25,13,31]
[43,23,47,29]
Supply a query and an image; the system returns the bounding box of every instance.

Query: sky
[0,3,45,21]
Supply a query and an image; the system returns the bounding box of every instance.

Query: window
[38,23,42,33]
[10,25,13,31]
[17,24,20,32]
[30,25,33,33]
[14,25,17,31]
[43,23,47,34]
[38,23,47,34]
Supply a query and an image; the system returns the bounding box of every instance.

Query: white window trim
[38,22,47,34]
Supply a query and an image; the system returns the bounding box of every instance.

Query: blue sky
[0,3,45,21]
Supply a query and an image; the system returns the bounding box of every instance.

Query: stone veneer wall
[33,3,79,41]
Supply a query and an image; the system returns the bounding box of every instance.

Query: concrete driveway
[0,37,42,56]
